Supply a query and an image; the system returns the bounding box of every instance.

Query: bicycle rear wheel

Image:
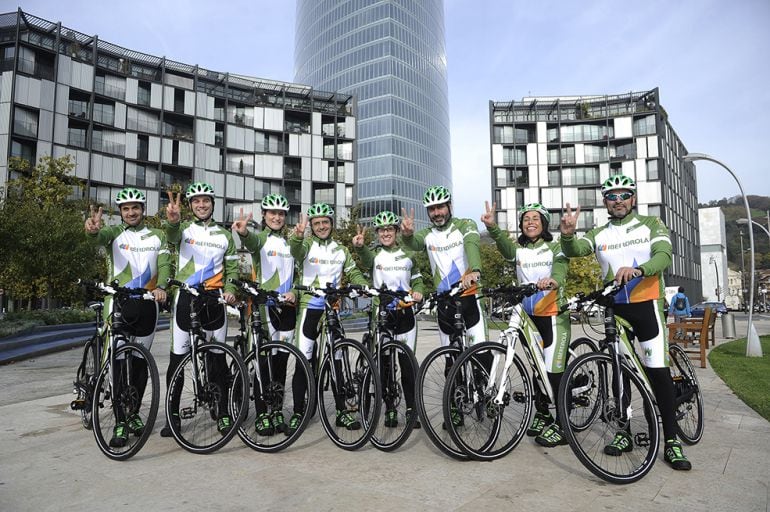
[370,340,419,452]
[92,342,159,461]
[443,342,532,461]
[166,342,248,454]
[414,345,468,460]
[72,334,100,430]
[568,337,598,362]
[558,352,660,484]
[317,338,381,450]
[669,344,704,445]
[238,341,316,452]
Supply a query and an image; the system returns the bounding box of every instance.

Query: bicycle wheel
[443,342,532,461]
[238,341,316,452]
[669,344,704,445]
[72,334,100,430]
[370,340,419,452]
[92,342,159,461]
[317,338,381,450]
[568,337,598,362]
[414,345,468,460]
[166,342,248,454]
[558,352,660,484]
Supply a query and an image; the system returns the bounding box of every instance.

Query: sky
[8,0,770,222]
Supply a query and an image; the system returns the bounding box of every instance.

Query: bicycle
[359,286,420,452]
[442,284,599,461]
[295,283,381,450]
[164,279,249,454]
[70,280,160,461]
[229,279,316,452]
[556,283,704,484]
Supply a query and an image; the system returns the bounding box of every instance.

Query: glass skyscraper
[295,0,451,227]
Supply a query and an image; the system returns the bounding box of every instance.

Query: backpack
[675,296,686,311]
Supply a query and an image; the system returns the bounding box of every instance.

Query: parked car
[689,301,728,318]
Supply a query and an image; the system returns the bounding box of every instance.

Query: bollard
[721,312,736,339]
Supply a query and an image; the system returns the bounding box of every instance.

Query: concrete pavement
[0,316,768,511]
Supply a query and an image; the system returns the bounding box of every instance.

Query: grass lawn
[709,335,770,421]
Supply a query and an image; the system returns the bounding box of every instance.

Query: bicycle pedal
[70,399,86,410]
[180,407,195,420]
[512,391,527,403]
[634,432,650,448]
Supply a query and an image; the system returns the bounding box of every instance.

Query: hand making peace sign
[480,201,497,229]
[84,205,104,234]
[166,191,182,224]
[293,213,308,238]
[352,225,367,248]
[400,208,415,236]
[232,208,253,237]
[560,202,581,236]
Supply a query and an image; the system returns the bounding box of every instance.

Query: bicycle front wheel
[443,342,532,461]
[669,344,704,445]
[238,341,316,452]
[558,352,660,484]
[370,340,419,452]
[317,338,381,450]
[414,345,468,460]
[166,342,248,454]
[92,342,159,461]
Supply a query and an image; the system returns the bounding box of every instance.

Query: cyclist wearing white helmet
[352,210,425,428]
[560,174,691,471]
[161,183,239,437]
[84,187,170,446]
[481,200,571,447]
[401,186,487,347]
[232,193,298,435]
[289,202,369,430]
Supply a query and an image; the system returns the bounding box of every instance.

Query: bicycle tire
[443,342,532,461]
[73,334,100,430]
[669,344,704,445]
[414,345,468,460]
[237,341,316,452]
[558,352,660,484]
[92,342,159,461]
[166,342,248,454]
[317,338,381,450]
[370,340,419,452]
[568,337,598,361]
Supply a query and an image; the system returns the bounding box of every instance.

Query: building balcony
[283,167,302,181]
[94,81,126,101]
[93,139,125,157]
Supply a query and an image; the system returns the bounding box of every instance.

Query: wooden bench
[667,307,714,368]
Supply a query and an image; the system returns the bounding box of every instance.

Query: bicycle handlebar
[77,279,155,301]
[560,281,624,314]
[229,278,287,303]
[167,278,228,304]
[295,283,365,299]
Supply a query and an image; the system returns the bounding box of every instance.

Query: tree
[0,156,105,309]
[564,256,603,298]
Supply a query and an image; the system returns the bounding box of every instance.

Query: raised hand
[352,225,367,248]
[400,208,415,236]
[232,208,252,236]
[560,202,581,236]
[166,190,182,224]
[293,213,308,238]
[480,200,497,228]
[84,205,103,234]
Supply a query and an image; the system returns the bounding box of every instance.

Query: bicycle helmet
[372,210,400,229]
[518,203,550,224]
[185,182,215,199]
[307,202,334,219]
[423,185,451,207]
[115,187,146,205]
[601,175,636,195]
[261,193,289,211]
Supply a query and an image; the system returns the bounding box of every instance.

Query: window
[13,107,38,138]
[11,139,35,166]
[92,102,115,126]
[503,148,526,166]
[633,115,656,136]
[137,81,151,106]
[647,158,659,180]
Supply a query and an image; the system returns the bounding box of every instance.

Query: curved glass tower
[295,0,451,227]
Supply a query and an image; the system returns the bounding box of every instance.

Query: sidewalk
[0,319,768,511]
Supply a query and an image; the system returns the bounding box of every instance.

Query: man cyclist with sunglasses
[559,174,691,471]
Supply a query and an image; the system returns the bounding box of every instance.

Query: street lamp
[709,255,720,301]
[683,153,761,357]
[737,217,770,243]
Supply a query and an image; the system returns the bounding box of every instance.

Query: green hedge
[0,308,96,338]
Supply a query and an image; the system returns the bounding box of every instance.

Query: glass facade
[295,0,451,227]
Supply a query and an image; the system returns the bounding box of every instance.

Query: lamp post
[683,153,761,357]
[709,255,720,301]
[737,217,770,243]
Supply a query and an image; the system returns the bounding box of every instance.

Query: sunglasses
[605,192,634,201]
